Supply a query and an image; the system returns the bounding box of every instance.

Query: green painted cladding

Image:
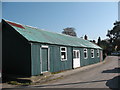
[31,42,102,76]
[73,48,101,67]
[49,45,73,73]
[31,44,73,75]
[31,43,41,76]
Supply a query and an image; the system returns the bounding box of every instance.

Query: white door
[73,50,80,68]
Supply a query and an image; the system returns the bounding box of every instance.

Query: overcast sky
[2,2,118,41]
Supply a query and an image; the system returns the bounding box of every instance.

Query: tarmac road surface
[2,56,120,89]
[28,56,119,88]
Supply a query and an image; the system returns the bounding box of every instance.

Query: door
[73,50,80,68]
[41,46,49,73]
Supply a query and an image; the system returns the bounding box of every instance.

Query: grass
[7,81,32,85]
[6,71,65,85]
[51,70,67,74]
[38,74,43,76]
[40,75,64,84]
[7,75,64,85]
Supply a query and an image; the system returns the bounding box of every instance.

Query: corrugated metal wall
[31,44,73,75]
[49,45,73,73]
[31,43,41,76]
[31,43,102,76]
[73,47,101,67]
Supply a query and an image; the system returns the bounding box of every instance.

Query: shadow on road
[2,73,32,83]
[102,67,120,89]
[102,67,120,73]
[34,79,108,88]
[106,75,120,89]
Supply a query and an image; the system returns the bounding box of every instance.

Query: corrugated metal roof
[6,20,102,49]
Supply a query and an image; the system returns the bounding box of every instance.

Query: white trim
[40,46,50,73]
[48,48,50,71]
[83,48,88,59]
[40,48,42,73]
[30,42,33,45]
[41,45,48,48]
[60,47,67,61]
[41,71,49,73]
[91,49,94,58]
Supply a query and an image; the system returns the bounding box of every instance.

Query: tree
[90,40,96,44]
[92,40,96,43]
[62,27,77,37]
[97,37,101,46]
[106,21,120,51]
[100,39,112,55]
[84,35,88,40]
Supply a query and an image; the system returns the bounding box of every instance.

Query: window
[83,48,88,59]
[97,49,99,57]
[60,47,67,61]
[73,51,76,58]
[91,49,94,58]
[73,50,80,59]
[77,51,80,58]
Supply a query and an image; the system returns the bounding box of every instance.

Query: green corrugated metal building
[2,19,103,76]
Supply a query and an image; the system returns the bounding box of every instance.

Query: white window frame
[60,47,67,61]
[97,49,99,57]
[83,48,88,59]
[91,49,94,58]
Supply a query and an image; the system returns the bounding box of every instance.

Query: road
[28,56,119,88]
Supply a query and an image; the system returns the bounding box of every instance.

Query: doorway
[73,50,80,68]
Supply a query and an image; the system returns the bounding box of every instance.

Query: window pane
[84,48,87,59]
[73,51,76,58]
[97,50,99,57]
[61,52,66,59]
[61,48,65,51]
[64,53,66,59]
[61,52,65,59]
[84,52,87,58]
[77,51,79,58]
[91,49,94,58]
[61,52,65,55]
[91,53,93,57]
